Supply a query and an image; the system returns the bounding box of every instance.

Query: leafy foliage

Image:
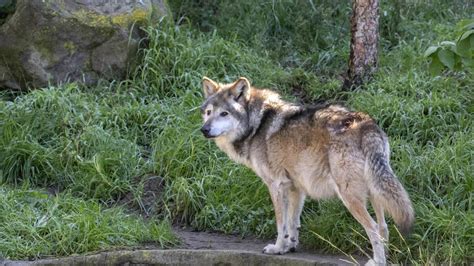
[424,19,474,74]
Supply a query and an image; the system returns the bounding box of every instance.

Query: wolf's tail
[362,127,415,234]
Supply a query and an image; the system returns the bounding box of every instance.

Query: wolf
[199,76,414,265]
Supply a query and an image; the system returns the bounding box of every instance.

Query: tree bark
[343,0,379,89]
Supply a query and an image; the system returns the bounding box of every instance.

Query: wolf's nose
[201,126,211,137]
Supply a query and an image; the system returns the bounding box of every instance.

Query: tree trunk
[343,0,379,89]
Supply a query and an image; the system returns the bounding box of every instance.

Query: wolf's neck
[215,137,251,167]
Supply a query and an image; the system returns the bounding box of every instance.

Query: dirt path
[174,227,366,265]
[174,227,268,251]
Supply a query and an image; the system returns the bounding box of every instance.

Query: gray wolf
[199,76,414,265]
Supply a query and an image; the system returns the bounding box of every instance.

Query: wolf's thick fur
[200,77,414,265]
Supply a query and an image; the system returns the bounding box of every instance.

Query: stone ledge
[2,249,357,266]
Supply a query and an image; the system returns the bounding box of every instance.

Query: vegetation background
[0,0,472,264]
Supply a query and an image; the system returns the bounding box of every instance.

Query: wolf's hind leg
[370,197,389,243]
[337,191,386,265]
[286,187,305,252]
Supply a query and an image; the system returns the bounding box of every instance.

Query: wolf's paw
[262,244,287,255]
[288,236,298,252]
[365,259,386,266]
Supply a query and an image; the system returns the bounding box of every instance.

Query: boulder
[0,0,167,90]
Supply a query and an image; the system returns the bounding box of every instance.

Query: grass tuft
[0,186,177,260]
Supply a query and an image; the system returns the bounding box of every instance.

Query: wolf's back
[361,125,415,234]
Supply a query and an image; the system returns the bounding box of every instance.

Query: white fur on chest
[215,138,250,167]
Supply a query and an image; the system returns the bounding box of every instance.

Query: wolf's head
[200,77,251,139]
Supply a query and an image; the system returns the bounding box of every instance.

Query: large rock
[0,0,167,90]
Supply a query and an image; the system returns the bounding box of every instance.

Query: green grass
[0,186,177,260]
[0,0,473,263]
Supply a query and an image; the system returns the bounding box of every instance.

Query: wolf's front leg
[263,180,293,255]
[286,187,305,252]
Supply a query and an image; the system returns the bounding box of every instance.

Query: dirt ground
[174,227,366,265]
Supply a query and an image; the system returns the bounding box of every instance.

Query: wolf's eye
[220,111,229,117]
[206,110,211,116]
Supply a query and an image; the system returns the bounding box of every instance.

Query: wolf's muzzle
[200,125,213,138]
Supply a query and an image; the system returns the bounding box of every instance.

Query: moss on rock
[63,41,76,55]
[0,0,168,90]
[72,9,112,28]
[111,8,151,27]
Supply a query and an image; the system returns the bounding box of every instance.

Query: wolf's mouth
[202,132,217,139]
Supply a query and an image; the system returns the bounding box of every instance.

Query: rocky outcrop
[0,0,167,90]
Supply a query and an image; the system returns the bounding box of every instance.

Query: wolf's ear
[202,77,219,98]
[230,77,251,102]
